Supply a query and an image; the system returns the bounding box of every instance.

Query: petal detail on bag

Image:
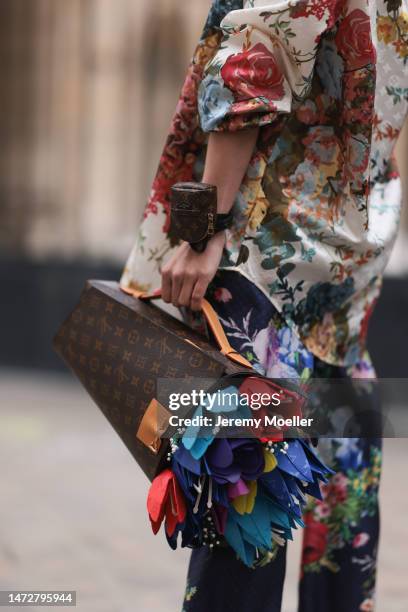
[147,469,186,537]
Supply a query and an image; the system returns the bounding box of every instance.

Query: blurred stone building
[0,0,407,372]
[0,0,209,262]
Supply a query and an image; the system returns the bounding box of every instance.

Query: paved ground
[0,369,407,612]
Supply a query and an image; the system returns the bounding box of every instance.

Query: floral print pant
[182,270,381,612]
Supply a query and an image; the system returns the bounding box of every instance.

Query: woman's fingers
[161,237,224,308]
[191,277,209,311]
[161,266,172,303]
[178,273,196,307]
[171,272,183,306]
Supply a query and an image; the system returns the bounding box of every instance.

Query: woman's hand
[161,231,226,311]
[161,128,259,311]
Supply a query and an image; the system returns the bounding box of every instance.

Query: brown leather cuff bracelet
[170,181,233,253]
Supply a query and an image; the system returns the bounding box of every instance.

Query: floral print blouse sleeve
[121,0,408,368]
[198,0,342,132]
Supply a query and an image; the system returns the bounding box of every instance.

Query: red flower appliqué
[147,469,186,537]
[335,9,376,70]
[221,42,285,101]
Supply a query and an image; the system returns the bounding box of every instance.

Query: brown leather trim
[120,285,253,370]
[136,398,171,455]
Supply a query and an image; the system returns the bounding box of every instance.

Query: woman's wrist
[209,229,226,248]
[188,229,226,253]
[200,175,236,216]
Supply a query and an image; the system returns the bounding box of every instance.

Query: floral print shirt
[120,0,408,366]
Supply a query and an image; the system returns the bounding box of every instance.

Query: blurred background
[0,1,407,611]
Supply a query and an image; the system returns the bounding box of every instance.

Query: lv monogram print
[53,280,243,480]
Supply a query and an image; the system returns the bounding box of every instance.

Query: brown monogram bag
[170,182,217,250]
[53,280,252,481]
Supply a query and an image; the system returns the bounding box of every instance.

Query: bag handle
[120,285,252,369]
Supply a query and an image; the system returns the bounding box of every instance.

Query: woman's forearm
[202,127,260,214]
[161,126,259,309]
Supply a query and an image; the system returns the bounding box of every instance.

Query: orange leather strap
[120,285,252,369]
[136,398,171,453]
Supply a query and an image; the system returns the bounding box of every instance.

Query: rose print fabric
[120,0,408,367]
[181,270,381,612]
